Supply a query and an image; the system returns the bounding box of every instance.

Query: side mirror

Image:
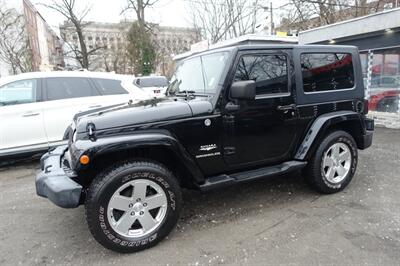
[230,80,256,100]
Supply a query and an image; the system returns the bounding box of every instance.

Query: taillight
[364,99,369,114]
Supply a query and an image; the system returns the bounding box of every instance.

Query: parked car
[369,89,400,113]
[0,71,150,159]
[36,44,374,253]
[371,75,400,89]
[133,76,169,97]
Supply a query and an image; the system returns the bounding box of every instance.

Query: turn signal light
[80,155,90,165]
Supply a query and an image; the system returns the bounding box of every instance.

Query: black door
[223,50,298,168]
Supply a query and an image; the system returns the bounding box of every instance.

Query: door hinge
[224,146,236,155]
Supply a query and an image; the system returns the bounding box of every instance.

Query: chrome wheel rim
[107,179,168,238]
[322,143,352,184]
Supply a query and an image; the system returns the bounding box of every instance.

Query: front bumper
[35,145,82,208]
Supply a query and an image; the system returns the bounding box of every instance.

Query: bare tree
[101,32,130,74]
[122,0,161,28]
[278,0,388,32]
[0,6,32,74]
[122,0,162,75]
[41,0,102,69]
[188,0,261,44]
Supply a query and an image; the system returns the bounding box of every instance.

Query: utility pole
[270,2,274,35]
[261,2,275,35]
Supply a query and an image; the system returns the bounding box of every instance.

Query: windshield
[168,51,230,95]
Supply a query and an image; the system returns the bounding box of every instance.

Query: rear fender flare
[295,111,364,160]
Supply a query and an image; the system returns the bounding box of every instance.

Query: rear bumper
[359,118,374,150]
[35,145,82,208]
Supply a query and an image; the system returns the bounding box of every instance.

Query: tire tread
[85,160,181,253]
[305,130,358,194]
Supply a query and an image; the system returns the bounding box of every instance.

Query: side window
[0,79,37,106]
[45,77,99,101]
[234,54,289,96]
[91,78,128,95]
[301,53,354,93]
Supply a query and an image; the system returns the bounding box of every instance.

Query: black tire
[304,130,358,194]
[85,160,182,253]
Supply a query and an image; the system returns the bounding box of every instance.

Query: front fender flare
[73,131,204,184]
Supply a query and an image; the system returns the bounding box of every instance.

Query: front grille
[62,150,77,177]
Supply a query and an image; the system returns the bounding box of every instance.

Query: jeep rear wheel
[85,161,182,253]
[305,130,358,194]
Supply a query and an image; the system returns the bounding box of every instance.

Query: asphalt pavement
[0,127,399,265]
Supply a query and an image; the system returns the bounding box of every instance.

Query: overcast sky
[30,0,195,31]
[28,0,288,34]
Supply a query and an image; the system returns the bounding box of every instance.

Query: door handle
[277,104,296,111]
[225,102,240,112]
[22,112,40,117]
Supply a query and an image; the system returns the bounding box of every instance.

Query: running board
[199,161,307,192]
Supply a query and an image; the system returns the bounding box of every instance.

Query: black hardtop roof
[185,44,359,60]
[236,44,358,50]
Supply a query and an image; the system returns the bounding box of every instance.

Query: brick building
[0,0,64,76]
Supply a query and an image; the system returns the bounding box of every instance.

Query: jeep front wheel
[85,161,182,253]
[305,130,358,194]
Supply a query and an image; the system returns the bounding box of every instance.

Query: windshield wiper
[166,79,179,96]
[176,90,196,99]
[0,101,20,106]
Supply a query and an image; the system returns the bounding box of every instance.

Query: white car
[133,76,169,98]
[0,71,150,159]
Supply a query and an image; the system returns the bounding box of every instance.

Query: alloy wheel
[322,142,352,184]
[107,179,168,238]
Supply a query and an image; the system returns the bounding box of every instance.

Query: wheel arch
[75,133,204,189]
[295,111,366,161]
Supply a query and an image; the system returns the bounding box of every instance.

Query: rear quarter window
[91,78,128,95]
[301,53,354,93]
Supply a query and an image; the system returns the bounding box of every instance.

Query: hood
[75,97,213,133]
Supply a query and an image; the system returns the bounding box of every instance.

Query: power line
[288,0,386,9]
[182,0,270,10]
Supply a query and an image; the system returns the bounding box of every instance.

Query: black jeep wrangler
[36,44,374,253]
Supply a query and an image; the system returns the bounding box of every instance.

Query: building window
[368,47,400,113]
[300,53,354,93]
